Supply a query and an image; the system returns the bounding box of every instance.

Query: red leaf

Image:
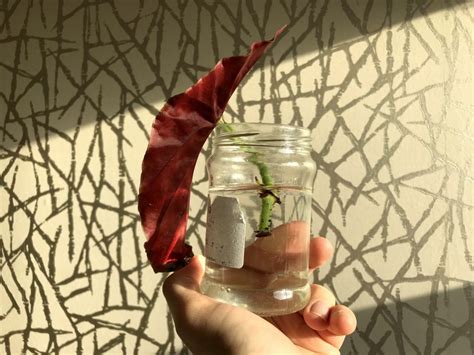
[138,27,286,272]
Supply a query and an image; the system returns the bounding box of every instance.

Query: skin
[163,233,357,355]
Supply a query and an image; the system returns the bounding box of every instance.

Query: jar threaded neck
[214,122,311,149]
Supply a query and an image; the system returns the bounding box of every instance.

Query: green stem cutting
[218,121,279,237]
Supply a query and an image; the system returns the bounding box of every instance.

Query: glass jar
[200,122,316,316]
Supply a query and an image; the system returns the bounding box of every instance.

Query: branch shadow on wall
[0,0,469,150]
[339,284,473,355]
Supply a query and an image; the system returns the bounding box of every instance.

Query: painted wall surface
[1,1,472,354]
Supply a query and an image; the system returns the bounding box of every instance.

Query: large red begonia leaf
[139,27,286,272]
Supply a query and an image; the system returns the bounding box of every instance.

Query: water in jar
[201,185,312,316]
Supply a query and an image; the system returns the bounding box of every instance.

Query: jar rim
[214,122,311,148]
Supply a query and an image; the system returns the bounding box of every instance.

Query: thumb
[162,256,213,329]
[163,256,204,297]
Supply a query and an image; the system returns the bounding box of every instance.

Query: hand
[163,232,356,355]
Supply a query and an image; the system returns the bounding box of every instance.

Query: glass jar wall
[201,123,316,316]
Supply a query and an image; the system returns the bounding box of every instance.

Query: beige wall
[1,0,472,354]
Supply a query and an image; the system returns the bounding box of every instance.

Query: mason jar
[200,123,317,316]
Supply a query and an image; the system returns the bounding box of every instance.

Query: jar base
[200,277,310,316]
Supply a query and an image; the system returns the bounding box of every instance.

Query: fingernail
[309,301,329,321]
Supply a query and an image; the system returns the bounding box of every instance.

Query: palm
[199,299,341,354]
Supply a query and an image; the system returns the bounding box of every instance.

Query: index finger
[309,236,334,272]
[244,221,310,273]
